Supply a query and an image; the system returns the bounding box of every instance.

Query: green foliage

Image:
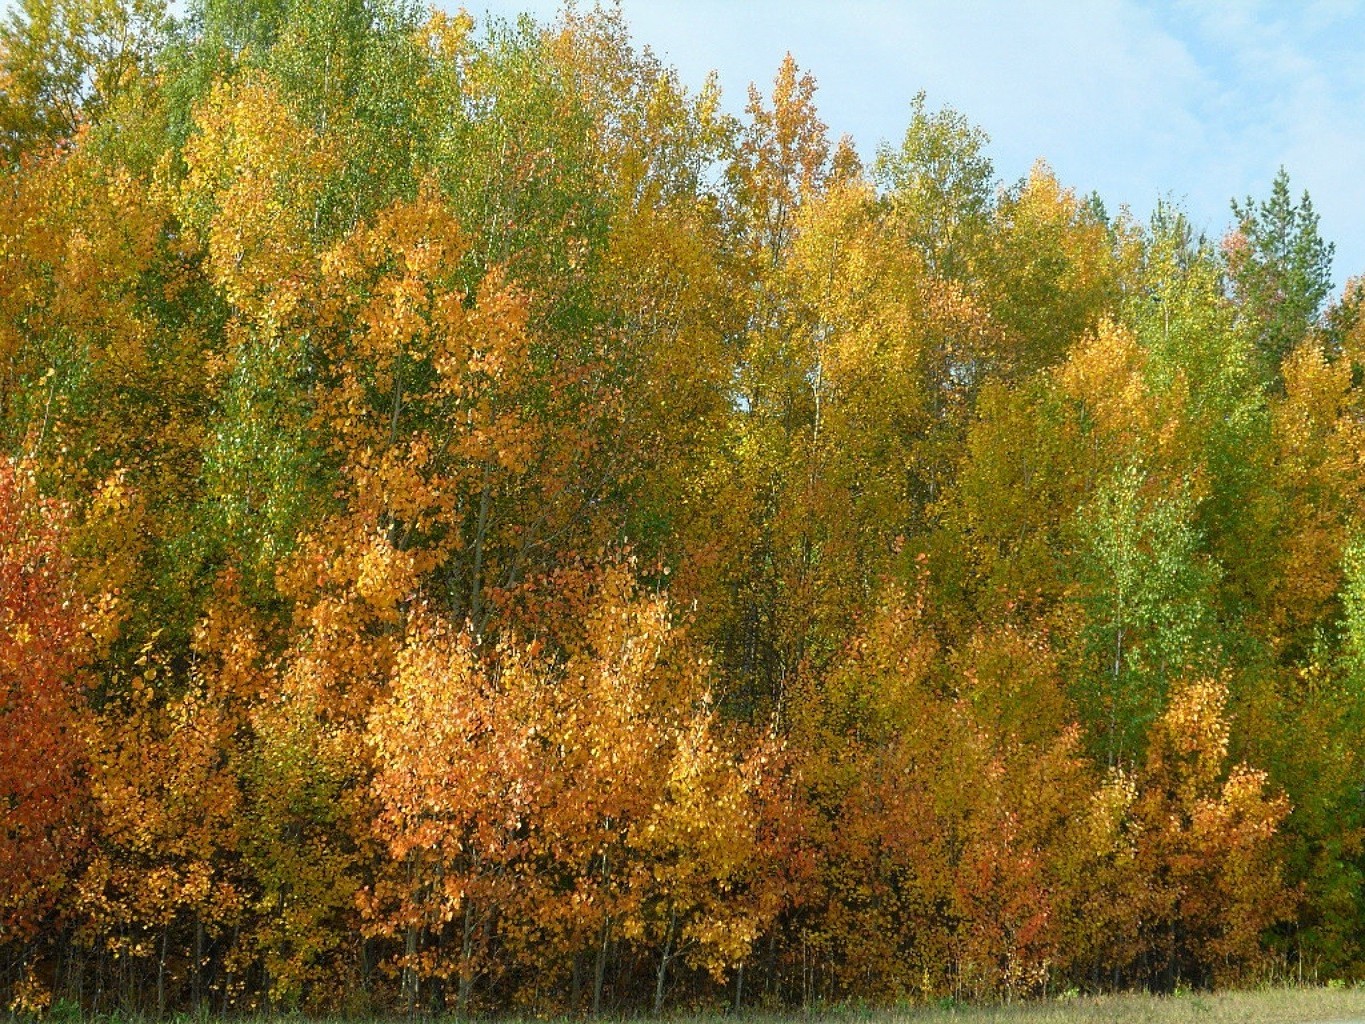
[1228,167,1335,382]
[874,90,994,282]
[1073,465,1216,763]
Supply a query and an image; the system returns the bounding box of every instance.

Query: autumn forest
[2,0,1364,1016]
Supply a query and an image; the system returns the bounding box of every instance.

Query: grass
[699,986,1365,1024]
[19,988,1365,1024]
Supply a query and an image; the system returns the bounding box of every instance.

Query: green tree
[873,91,994,283]
[1074,463,1217,765]
[1227,168,1334,381]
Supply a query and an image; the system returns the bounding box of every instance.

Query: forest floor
[680,987,1365,1024]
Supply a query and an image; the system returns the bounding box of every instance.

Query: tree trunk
[403,924,420,1015]
[457,898,477,1018]
[571,951,584,1011]
[468,465,493,632]
[193,913,204,1013]
[592,916,611,1017]
[157,926,168,1016]
[653,907,677,1016]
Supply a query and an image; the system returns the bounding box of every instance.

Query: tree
[1227,168,1334,381]
[984,163,1129,378]
[0,460,89,951]
[366,614,543,1015]
[2,0,1356,1008]
[0,0,169,163]
[1072,462,1216,765]
[367,566,781,1015]
[874,91,994,282]
[787,590,1090,1002]
[82,652,246,1016]
[1060,676,1293,989]
[728,53,835,268]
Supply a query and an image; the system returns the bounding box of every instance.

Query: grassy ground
[723,986,1365,1024]
[14,988,1365,1024]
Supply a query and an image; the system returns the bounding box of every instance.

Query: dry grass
[736,986,1365,1024]
[40,988,1365,1024]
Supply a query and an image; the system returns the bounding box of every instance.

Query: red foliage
[0,460,89,941]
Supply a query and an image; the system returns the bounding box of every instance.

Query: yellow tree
[524,567,779,1014]
[946,627,1091,998]
[1258,341,1365,660]
[1057,675,1293,989]
[0,138,208,621]
[984,162,1130,378]
[82,646,245,1015]
[646,53,845,707]
[0,0,169,164]
[788,589,1090,1001]
[367,566,781,1015]
[366,614,544,1015]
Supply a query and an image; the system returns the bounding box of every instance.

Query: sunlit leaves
[0,0,170,164]
[366,569,780,1013]
[874,91,993,283]
[179,72,333,321]
[1060,676,1293,988]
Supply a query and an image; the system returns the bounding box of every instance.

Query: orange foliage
[0,460,89,943]
[366,568,784,1013]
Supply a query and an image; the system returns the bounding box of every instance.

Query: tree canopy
[1,1,1361,1014]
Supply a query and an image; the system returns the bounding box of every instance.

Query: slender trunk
[653,907,677,1015]
[193,913,204,1013]
[222,923,239,1016]
[811,357,823,450]
[27,363,56,461]
[74,938,85,1008]
[389,349,405,447]
[54,928,69,1005]
[123,926,134,1012]
[765,925,778,999]
[592,915,611,1017]
[403,924,420,1015]
[63,933,84,1009]
[94,942,104,1014]
[157,926,168,1016]
[734,962,744,1013]
[1110,621,1124,767]
[592,842,613,1016]
[801,933,809,1010]
[468,464,493,631]
[386,349,407,552]
[457,898,477,1018]
[571,951,584,1011]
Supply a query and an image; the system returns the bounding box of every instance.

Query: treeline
[2,0,1364,1015]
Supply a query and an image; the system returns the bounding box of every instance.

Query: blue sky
[467,0,1365,291]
